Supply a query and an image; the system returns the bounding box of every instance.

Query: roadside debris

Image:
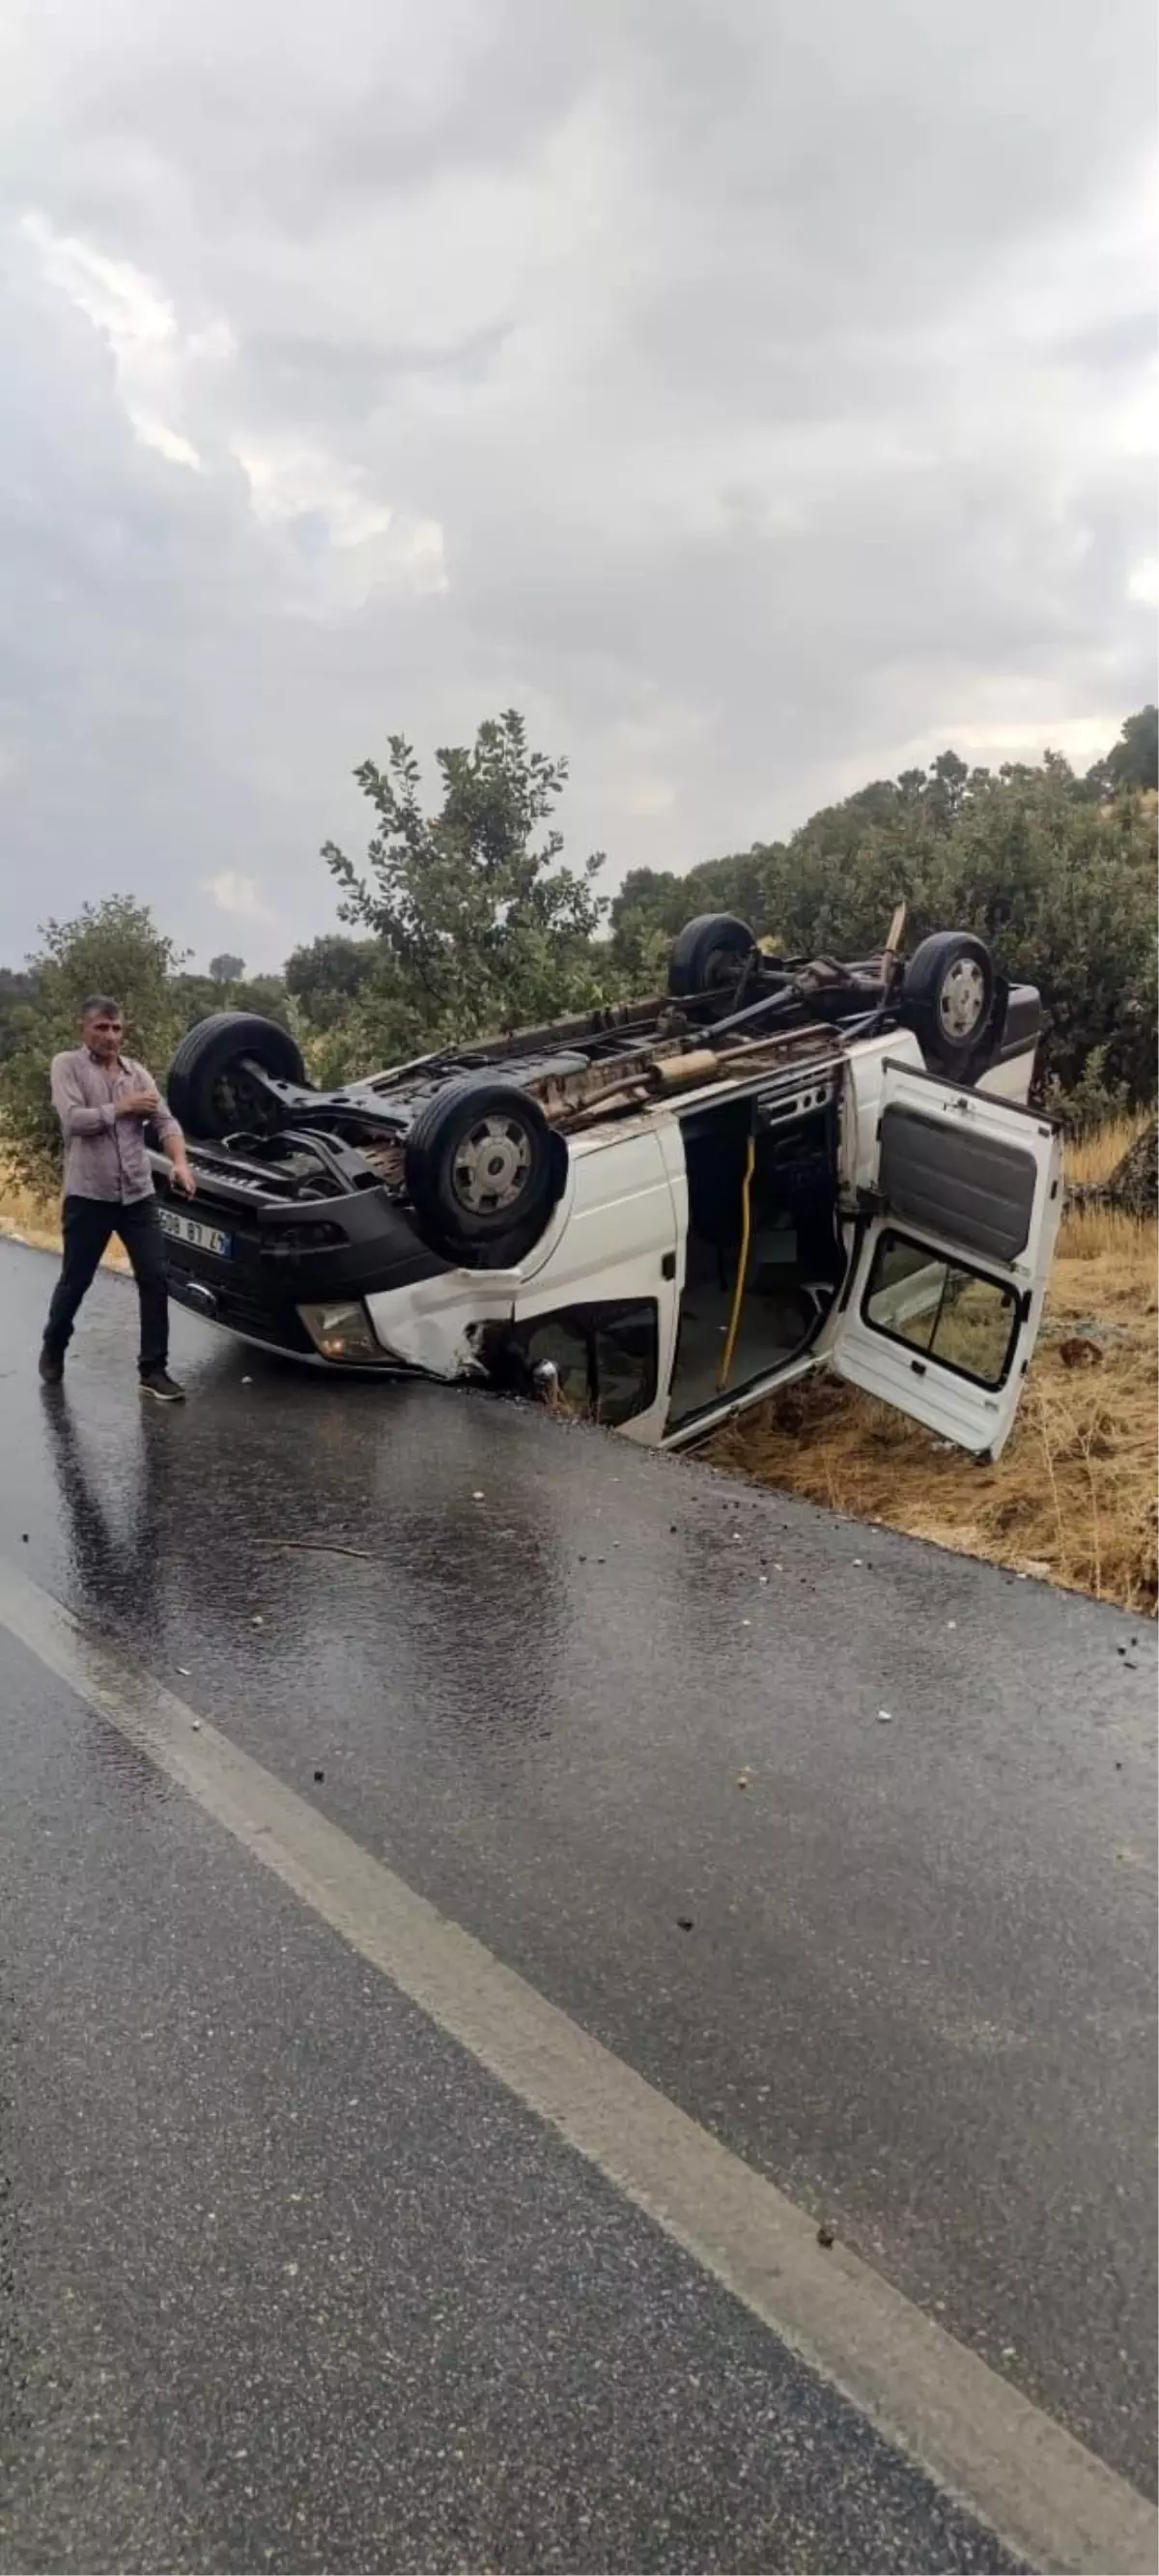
[1059,1337,1103,1369]
[816,2221,835,2248]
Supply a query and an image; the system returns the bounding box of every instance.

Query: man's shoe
[139,1367,186,1403]
[39,1347,64,1384]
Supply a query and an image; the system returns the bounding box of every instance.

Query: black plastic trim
[152,1159,448,1353]
[997,985,1042,1062]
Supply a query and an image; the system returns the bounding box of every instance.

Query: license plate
[160,1208,234,1259]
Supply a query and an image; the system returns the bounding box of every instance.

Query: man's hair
[81,994,123,1019]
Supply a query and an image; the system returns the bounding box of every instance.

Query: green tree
[170,968,292,1036]
[323,710,616,1062]
[1086,704,1158,798]
[235,972,291,1021]
[608,868,712,984]
[0,897,185,1190]
[284,934,381,1032]
[0,967,36,1064]
[209,951,245,985]
[612,720,1157,1102]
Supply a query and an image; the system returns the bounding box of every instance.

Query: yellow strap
[717,1131,755,1391]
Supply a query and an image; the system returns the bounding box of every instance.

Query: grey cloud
[27,0,601,249]
[238,321,515,432]
[0,0,1155,969]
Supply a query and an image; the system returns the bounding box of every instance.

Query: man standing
[40,995,196,1401]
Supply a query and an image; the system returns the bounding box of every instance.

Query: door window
[517,1302,660,1425]
[862,1228,1020,1389]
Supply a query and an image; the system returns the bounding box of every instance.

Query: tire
[166,1012,308,1138]
[900,932,996,1070]
[667,912,756,998]
[404,1075,564,1262]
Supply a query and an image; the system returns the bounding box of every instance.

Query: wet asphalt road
[0,1242,1155,2571]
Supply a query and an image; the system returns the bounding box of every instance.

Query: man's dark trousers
[43,1195,170,1377]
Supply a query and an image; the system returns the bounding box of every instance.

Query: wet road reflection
[0,1245,1155,2497]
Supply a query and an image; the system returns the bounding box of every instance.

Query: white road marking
[1,1556,1153,2576]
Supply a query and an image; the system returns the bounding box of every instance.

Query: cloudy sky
[1,0,1155,971]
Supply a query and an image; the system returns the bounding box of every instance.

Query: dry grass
[710,1118,1158,1615]
[1062,1112,1150,1194]
[1033,1110,1147,1211]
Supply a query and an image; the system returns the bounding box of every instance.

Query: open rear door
[826,1061,1062,1458]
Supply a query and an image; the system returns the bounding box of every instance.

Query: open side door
[824,1061,1062,1458]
